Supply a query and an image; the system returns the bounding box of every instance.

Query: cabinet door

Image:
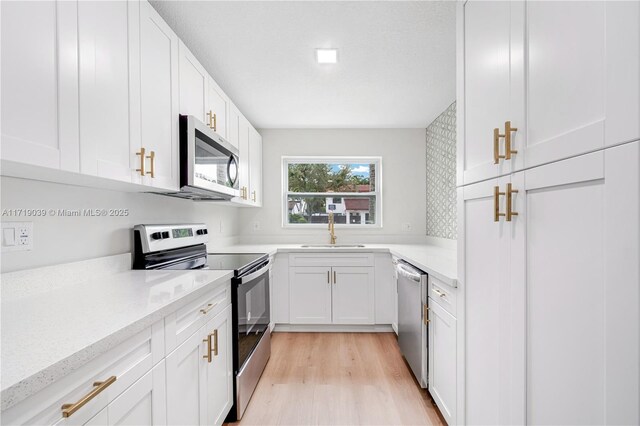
[107,362,167,426]
[208,78,228,139]
[332,267,374,325]
[1,1,79,171]
[204,305,233,426]
[458,175,514,425]
[248,127,263,206]
[137,0,179,190]
[428,299,457,426]
[166,324,208,425]
[523,1,640,169]
[510,143,640,425]
[78,0,134,182]
[458,1,524,185]
[179,41,208,123]
[289,267,332,324]
[236,114,251,201]
[227,103,240,150]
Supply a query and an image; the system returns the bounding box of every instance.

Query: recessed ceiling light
[316,48,338,64]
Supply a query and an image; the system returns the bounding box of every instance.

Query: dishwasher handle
[397,263,423,282]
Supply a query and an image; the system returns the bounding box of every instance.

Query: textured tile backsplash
[426,102,457,240]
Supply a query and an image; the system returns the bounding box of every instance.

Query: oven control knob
[150,232,163,240]
[162,231,170,239]
[196,229,208,235]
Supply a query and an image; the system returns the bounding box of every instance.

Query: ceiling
[150,1,456,129]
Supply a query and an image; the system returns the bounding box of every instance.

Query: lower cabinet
[166,304,233,426]
[289,266,374,325]
[428,300,456,426]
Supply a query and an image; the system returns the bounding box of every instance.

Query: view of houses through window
[284,158,381,226]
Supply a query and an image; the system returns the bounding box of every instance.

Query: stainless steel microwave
[166,114,240,200]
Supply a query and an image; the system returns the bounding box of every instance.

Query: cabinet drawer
[429,276,457,317]
[289,253,374,267]
[164,282,231,354]
[3,324,163,425]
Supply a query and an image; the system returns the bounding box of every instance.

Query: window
[283,157,382,227]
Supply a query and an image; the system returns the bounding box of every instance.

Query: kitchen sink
[300,244,366,248]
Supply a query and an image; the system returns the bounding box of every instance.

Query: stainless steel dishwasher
[397,260,428,387]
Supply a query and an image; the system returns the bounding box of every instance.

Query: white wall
[0,177,240,272]
[239,129,426,242]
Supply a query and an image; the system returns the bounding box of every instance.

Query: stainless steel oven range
[132,223,271,421]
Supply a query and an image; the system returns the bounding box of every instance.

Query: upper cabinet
[207,78,229,140]
[458,0,640,186]
[248,127,263,206]
[178,41,208,124]
[1,1,79,172]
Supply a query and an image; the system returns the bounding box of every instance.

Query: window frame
[282,156,383,228]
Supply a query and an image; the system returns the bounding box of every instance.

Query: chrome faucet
[328,212,337,245]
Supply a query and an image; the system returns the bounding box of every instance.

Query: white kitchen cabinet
[235,114,252,202]
[457,0,640,185]
[134,0,180,190]
[227,102,240,150]
[332,267,374,325]
[428,300,456,426]
[106,362,167,425]
[458,142,640,425]
[204,305,233,426]
[248,127,263,206]
[271,254,290,325]
[1,0,79,172]
[178,41,208,124]
[207,78,229,139]
[78,0,135,183]
[374,253,395,326]
[289,267,332,324]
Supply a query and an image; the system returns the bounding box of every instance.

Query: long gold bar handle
[203,334,212,363]
[207,110,214,129]
[252,191,256,202]
[506,183,519,221]
[504,121,518,160]
[213,113,217,132]
[494,128,506,164]
[333,271,337,284]
[146,150,155,178]
[200,301,220,315]
[423,304,430,325]
[213,330,218,356]
[61,376,117,418]
[494,186,506,222]
[136,147,146,176]
[327,271,330,284]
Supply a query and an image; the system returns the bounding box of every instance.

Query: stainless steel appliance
[397,260,428,388]
[161,115,240,201]
[132,224,272,420]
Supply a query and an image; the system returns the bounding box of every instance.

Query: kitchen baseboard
[273,324,394,333]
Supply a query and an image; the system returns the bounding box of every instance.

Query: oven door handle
[237,258,273,285]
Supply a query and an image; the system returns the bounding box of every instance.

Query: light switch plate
[1,221,33,252]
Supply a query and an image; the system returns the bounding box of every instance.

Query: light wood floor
[229,332,445,426]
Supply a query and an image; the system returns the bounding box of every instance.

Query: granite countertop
[0,255,233,411]
[216,243,457,286]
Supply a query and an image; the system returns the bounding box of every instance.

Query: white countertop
[0,255,233,411]
[218,243,457,286]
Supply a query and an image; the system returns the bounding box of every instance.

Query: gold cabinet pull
[136,147,146,176]
[494,186,506,222]
[207,110,214,129]
[506,183,519,221]
[251,190,256,202]
[213,113,217,132]
[423,304,430,325]
[494,128,506,164]
[504,121,518,160]
[200,301,219,315]
[61,376,116,418]
[203,334,212,363]
[327,271,330,283]
[212,329,218,356]
[146,150,155,178]
[333,270,337,284]
[433,288,447,298]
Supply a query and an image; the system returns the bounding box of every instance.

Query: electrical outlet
[2,221,33,252]
[252,221,260,232]
[401,223,412,232]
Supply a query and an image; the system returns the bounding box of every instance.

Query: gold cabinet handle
[506,183,519,221]
[146,150,155,178]
[251,191,256,202]
[423,304,430,325]
[494,128,506,164]
[61,376,117,418]
[494,186,506,222]
[200,301,219,315]
[207,110,214,129]
[213,113,217,132]
[504,121,518,160]
[327,271,330,284]
[136,147,146,176]
[212,329,218,356]
[433,288,447,298]
[333,270,337,284]
[203,334,212,363]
